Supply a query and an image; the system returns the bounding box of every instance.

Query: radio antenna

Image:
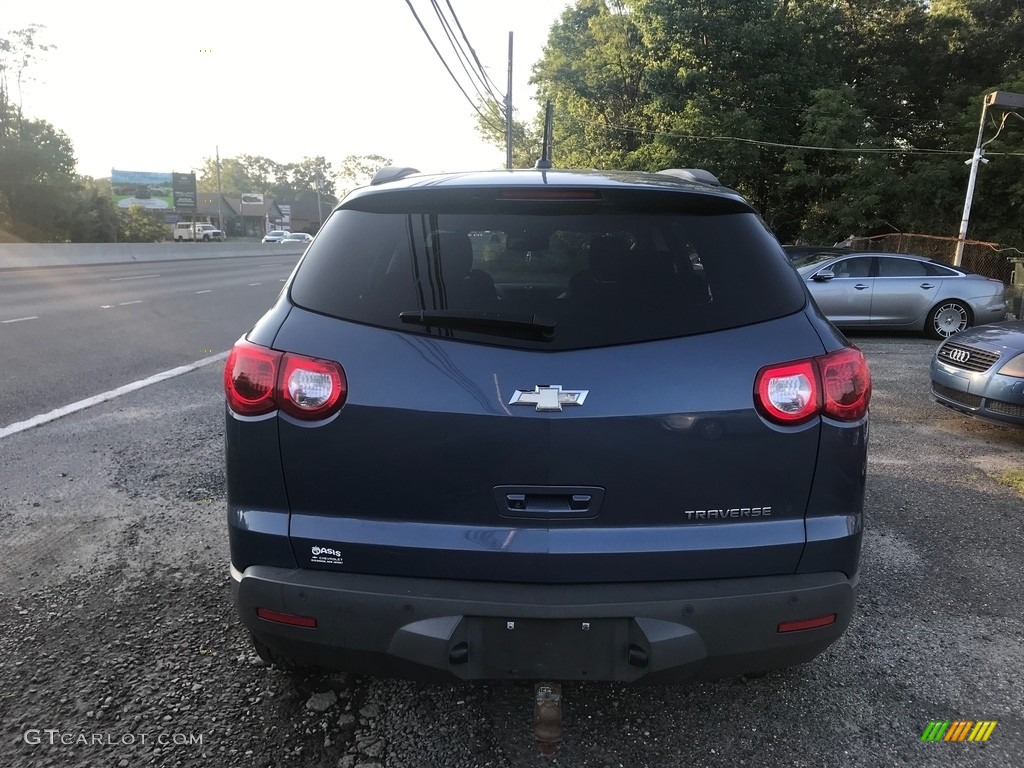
[534,101,554,169]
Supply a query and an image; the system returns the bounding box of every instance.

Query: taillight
[818,347,871,421]
[755,360,818,423]
[224,339,347,420]
[279,354,346,419]
[755,347,870,425]
[224,341,282,416]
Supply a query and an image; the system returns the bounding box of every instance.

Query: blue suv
[224,167,871,682]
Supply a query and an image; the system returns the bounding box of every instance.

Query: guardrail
[0,242,307,270]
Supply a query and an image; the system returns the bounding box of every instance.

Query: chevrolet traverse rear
[225,167,870,682]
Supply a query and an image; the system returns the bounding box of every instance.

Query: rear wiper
[399,310,556,341]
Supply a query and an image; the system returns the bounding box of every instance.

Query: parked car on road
[224,165,871,683]
[796,251,1006,339]
[173,222,224,242]
[262,230,290,243]
[281,232,313,244]
[930,319,1024,428]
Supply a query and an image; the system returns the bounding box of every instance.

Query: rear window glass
[289,196,806,350]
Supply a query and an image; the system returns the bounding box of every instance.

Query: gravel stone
[306,690,338,712]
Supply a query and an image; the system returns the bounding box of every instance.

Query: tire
[927,300,971,339]
[203,235,210,242]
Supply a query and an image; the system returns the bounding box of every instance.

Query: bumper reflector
[777,614,836,633]
[256,608,317,628]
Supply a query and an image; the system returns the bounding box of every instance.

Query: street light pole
[954,90,1024,266]
[954,100,989,267]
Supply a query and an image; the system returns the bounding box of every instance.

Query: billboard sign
[172,172,197,212]
[111,170,173,209]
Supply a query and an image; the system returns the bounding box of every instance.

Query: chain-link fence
[844,232,1023,318]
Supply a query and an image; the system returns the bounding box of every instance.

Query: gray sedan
[931,320,1024,427]
[795,251,1006,339]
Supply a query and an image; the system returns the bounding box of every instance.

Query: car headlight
[999,352,1024,378]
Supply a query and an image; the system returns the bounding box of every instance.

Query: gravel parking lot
[1,334,1021,767]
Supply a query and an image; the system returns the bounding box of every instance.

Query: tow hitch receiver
[534,682,562,756]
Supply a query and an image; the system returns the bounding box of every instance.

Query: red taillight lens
[224,341,282,416]
[819,347,871,421]
[755,348,870,425]
[279,354,347,419]
[224,340,347,420]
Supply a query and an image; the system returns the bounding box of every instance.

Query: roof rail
[657,168,721,187]
[370,166,421,186]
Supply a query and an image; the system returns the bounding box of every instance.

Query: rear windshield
[289,194,806,350]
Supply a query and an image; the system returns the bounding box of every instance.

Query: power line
[403,0,504,134]
[428,0,503,113]
[443,0,505,101]
[565,115,1024,157]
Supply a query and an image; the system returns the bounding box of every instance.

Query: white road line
[0,351,230,440]
[100,305,113,309]
[279,279,287,282]
[195,290,212,294]
[118,300,143,306]
[1,316,39,324]
[109,274,160,281]
[248,282,261,286]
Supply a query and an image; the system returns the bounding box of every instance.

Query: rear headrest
[589,235,631,282]
[435,232,473,278]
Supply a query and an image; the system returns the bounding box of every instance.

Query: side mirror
[812,270,835,282]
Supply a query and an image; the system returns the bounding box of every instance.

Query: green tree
[474,100,541,168]
[338,154,394,188]
[116,206,167,243]
[489,0,1024,249]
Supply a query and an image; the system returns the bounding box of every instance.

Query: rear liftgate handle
[494,485,604,520]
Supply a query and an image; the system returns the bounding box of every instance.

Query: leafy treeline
[481,0,1024,248]
[0,26,120,241]
[195,153,392,202]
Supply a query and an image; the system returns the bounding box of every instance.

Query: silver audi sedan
[795,251,1006,339]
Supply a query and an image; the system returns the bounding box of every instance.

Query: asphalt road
[0,308,1022,766]
[0,257,299,428]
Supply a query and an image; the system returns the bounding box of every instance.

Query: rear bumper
[232,565,857,682]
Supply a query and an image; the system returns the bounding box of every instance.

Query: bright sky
[6,0,572,181]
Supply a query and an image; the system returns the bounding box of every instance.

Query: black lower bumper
[232,565,856,682]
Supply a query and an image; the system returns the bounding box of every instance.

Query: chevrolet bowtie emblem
[509,385,589,412]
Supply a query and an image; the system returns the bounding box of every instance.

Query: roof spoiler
[657,168,722,187]
[370,166,421,186]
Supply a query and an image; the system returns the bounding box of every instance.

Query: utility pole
[954,100,990,267]
[215,145,224,235]
[955,90,1024,266]
[506,31,513,170]
[316,171,323,233]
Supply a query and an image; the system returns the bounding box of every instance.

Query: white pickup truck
[173,222,225,242]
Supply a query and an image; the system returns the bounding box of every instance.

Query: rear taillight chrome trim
[755,347,870,426]
[224,339,347,421]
